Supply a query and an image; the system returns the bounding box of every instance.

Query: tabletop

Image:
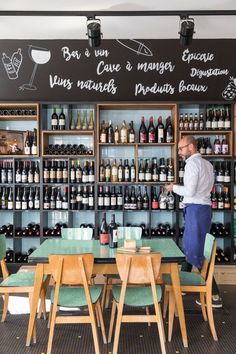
[28,238,185,264]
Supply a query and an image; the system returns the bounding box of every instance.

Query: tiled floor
[0,285,235,354]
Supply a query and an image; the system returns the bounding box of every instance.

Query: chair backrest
[117,227,142,240]
[201,233,217,285]
[48,253,94,285]
[0,234,6,261]
[116,253,162,284]
[61,228,93,240]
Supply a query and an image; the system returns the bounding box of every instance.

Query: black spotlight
[86,17,102,48]
[179,16,195,46]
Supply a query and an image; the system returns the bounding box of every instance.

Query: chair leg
[47,302,58,354]
[101,277,108,311]
[96,301,107,344]
[108,300,117,343]
[145,306,151,326]
[105,278,112,309]
[89,307,100,354]
[47,304,53,328]
[200,293,207,321]
[163,288,169,319]
[1,293,9,322]
[206,291,218,341]
[168,291,175,342]
[154,302,167,354]
[112,302,123,354]
[95,304,101,327]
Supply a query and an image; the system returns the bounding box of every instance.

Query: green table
[27,238,188,348]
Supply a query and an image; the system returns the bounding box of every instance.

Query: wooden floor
[0,285,235,354]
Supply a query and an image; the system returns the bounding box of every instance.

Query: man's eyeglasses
[178,143,190,151]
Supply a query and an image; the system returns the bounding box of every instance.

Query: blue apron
[183,204,212,269]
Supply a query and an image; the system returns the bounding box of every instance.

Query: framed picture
[0,129,24,155]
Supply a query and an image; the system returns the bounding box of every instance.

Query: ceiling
[0,1,236,39]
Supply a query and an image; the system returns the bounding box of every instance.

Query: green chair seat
[0,271,36,287]
[50,285,103,307]
[112,285,162,307]
[163,271,206,287]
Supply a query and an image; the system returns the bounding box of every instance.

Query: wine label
[112,229,118,243]
[100,133,107,143]
[100,233,109,244]
[56,201,62,209]
[140,133,147,143]
[129,133,135,143]
[152,201,158,209]
[88,175,95,183]
[34,200,40,209]
[221,144,228,154]
[7,201,13,210]
[139,172,145,181]
[15,201,21,209]
[98,197,104,206]
[31,146,37,155]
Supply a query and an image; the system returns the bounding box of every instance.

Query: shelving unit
[0,101,236,268]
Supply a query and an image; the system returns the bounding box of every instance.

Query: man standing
[166,135,222,308]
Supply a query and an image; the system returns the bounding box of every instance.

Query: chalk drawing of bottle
[2,52,18,79]
[11,48,23,75]
[222,77,236,100]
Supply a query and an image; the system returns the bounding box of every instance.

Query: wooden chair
[0,233,47,345]
[163,233,218,342]
[108,253,166,354]
[61,227,93,240]
[101,226,142,310]
[46,253,107,354]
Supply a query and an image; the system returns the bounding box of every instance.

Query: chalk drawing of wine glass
[19,45,51,91]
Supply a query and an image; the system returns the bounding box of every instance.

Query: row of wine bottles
[196,137,229,155]
[15,223,40,237]
[44,185,94,211]
[179,160,231,184]
[46,143,93,156]
[179,106,231,131]
[0,108,37,116]
[5,248,36,263]
[43,159,95,184]
[23,129,38,155]
[211,186,230,209]
[99,157,174,183]
[100,116,174,144]
[180,222,230,238]
[51,108,94,131]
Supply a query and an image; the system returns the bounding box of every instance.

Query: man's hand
[165,183,174,192]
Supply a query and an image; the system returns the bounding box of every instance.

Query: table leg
[170,263,188,348]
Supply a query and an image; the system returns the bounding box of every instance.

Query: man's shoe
[195,297,223,308]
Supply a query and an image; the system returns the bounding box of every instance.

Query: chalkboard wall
[0,39,236,102]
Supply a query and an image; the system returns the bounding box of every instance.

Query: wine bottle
[75,160,82,183]
[128,120,135,143]
[118,159,124,182]
[105,159,111,182]
[104,186,110,210]
[108,120,114,143]
[221,136,229,155]
[51,107,58,130]
[44,187,50,210]
[124,159,130,182]
[130,159,136,183]
[143,186,149,210]
[138,159,145,182]
[120,120,128,143]
[183,113,188,131]
[69,111,75,130]
[34,187,40,210]
[88,185,94,210]
[88,110,94,130]
[98,186,104,210]
[76,186,82,210]
[100,120,107,143]
[136,186,143,210]
[31,129,37,155]
[188,113,194,130]
[179,113,184,130]
[152,158,159,182]
[24,130,31,155]
[148,116,156,143]
[7,187,13,210]
[70,185,77,210]
[82,160,89,183]
[166,116,174,142]
[88,161,95,183]
[159,187,167,210]
[117,186,123,210]
[28,187,34,210]
[99,159,105,182]
[130,186,137,210]
[15,187,22,210]
[34,161,40,183]
[109,214,118,248]
[70,160,76,183]
[193,113,199,131]
[139,116,147,143]
[62,161,68,183]
[110,186,117,210]
[151,186,158,210]
[156,116,164,143]
[15,161,22,183]
[76,110,82,130]
[111,159,118,182]
[49,160,56,183]
[62,187,68,210]
[100,212,109,245]
[114,125,120,144]
[58,107,66,130]
[43,160,50,183]
[82,110,88,130]
[22,187,28,210]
